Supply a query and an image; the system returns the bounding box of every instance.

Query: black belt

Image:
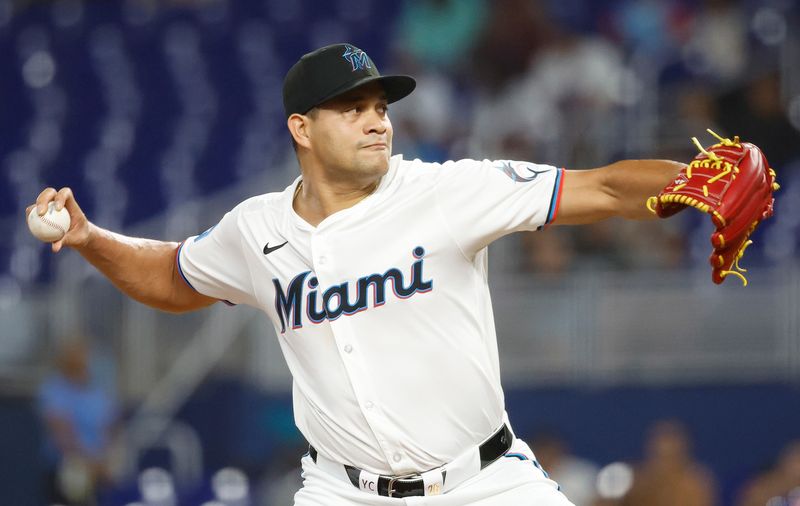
[309,423,513,498]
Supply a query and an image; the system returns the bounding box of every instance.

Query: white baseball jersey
[177,154,564,476]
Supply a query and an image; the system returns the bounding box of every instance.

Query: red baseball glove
[648,130,779,285]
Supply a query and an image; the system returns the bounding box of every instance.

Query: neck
[293,174,381,227]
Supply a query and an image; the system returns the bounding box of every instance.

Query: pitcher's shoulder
[228,183,297,221]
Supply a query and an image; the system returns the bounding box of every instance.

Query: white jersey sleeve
[176,203,257,307]
[433,158,564,256]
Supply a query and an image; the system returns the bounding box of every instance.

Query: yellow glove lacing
[646,129,736,224]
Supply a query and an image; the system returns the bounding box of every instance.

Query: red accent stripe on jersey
[551,168,565,223]
[545,168,565,226]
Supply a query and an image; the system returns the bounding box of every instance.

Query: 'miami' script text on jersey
[273,246,433,332]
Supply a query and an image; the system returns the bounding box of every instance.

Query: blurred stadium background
[1,0,800,505]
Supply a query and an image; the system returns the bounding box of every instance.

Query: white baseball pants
[293,438,575,506]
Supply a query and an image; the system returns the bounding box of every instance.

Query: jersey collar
[287,154,402,231]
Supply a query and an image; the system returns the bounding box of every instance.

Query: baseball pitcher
[28,43,777,505]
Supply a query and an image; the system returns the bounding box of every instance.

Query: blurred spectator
[716,68,800,171]
[521,26,632,165]
[735,440,800,506]
[682,0,748,84]
[672,83,720,136]
[470,0,553,93]
[531,430,599,506]
[388,70,463,163]
[572,221,627,271]
[593,218,686,271]
[395,0,487,72]
[607,0,690,58]
[391,0,487,161]
[524,216,688,275]
[469,2,632,165]
[38,338,119,506]
[520,229,575,275]
[621,419,716,506]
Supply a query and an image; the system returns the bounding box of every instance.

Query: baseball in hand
[27,202,71,242]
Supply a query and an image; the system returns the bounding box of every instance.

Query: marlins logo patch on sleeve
[493,161,552,183]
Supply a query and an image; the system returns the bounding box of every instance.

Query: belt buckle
[386,473,418,498]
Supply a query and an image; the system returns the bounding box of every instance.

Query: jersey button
[343,344,353,354]
[318,256,327,265]
[365,401,374,410]
[392,453,402,463]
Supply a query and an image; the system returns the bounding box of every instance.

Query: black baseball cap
[282,43,416,118]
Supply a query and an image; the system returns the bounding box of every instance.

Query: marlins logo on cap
[342,45,371,71]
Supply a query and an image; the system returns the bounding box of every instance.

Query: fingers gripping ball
[647,129,779,286]
[27,202,71,243]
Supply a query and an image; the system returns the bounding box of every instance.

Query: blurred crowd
[523,420,800,506]
[36,337,800,506]
[39,337,118,505]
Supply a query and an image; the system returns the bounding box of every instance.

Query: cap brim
[375,75,417,104]
[309,75,416,113]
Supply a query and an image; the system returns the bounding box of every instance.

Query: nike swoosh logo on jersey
[263,240,288,255]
